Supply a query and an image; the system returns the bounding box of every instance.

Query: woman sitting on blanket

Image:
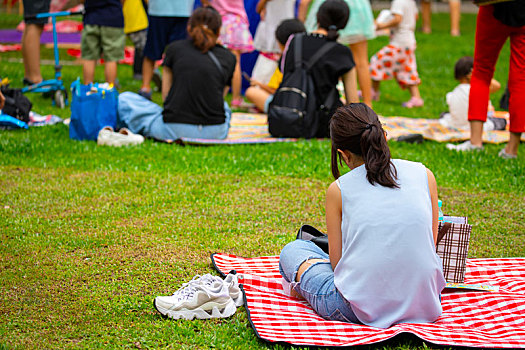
[280,103,446,329]
[118,6,236,141]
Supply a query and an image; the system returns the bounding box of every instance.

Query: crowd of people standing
[18,0,524,157]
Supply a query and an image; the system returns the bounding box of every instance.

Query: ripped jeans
[279,239,360,324]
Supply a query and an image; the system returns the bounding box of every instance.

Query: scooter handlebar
[24,10,84,21]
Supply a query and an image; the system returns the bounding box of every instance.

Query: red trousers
[469,5,525,133]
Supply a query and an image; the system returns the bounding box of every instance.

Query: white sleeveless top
[334,159,446,329]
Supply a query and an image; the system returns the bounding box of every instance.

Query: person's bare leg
[104,61,118,85]
[449,0,461,36]
[349,40,372,107]
[83,60,96,84]
[22,23,44,83]
[141,57,155,92]
[505,132,521,156]
[408,84,421,99]
[245,86,271,112]
[231,50,242,103]
[421,1,432,34]
[469,120,484,147]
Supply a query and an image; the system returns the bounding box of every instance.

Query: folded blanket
[212,253,525,348]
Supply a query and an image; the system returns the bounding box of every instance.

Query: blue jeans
[117,92,231,141]
[279,240,360,324]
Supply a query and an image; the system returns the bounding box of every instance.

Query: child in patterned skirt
[202,0,254,107]
[369,0,423,108]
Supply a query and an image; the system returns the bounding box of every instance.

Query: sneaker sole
[232,293,244,307]
[97,139,143,147]
[154,298,237,320]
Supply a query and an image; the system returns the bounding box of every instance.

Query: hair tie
[328,25,337,31]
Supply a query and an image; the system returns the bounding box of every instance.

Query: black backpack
[268,34,338,139]
[1,86,32,123]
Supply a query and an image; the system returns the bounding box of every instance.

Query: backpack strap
[207,50,227,83]
[294,33,303,71]
[321,86,338,112]
[305,40,338,70]
[305,40,339,110]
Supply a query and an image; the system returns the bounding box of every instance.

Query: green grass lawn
[1,12,524,350]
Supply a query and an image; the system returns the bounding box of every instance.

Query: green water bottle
[438,200,444,222]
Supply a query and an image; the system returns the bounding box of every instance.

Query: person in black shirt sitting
[277,0,359,137]
[117,6,236,141]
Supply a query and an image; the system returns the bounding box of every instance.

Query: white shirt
[441,83,496,131]
[334,159,446,329]
[390,0,418,48]
[445,83,470,130]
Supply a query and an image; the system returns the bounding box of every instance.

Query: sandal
[231,99,243,108]
[402,97,424,108]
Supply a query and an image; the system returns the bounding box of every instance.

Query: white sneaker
[97,126,144,147]
[224,272,244,307]
[446,140,483,152]
[498,148,517,159]
[171,273,244,307]
[154,275,236,320]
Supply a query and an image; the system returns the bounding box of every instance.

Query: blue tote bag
[69,80,118,141]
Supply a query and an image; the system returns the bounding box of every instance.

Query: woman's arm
[162,67,173,102]
[426,168,439,245]
[342,68,359,104]
[326,181,343,270]
[297,0,312,22]
[256,0,269,14]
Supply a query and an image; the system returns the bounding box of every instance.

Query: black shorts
[23,0,51,25]
[143,16,188,60]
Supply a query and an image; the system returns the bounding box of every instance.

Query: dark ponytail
[317,0,350,41]
[188,6,222,53]
[330,103,399,188]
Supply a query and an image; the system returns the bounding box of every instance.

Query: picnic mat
[211,253,525,348]
[380,111,525,144]
[178,111,522,145]
[179,113,298,145]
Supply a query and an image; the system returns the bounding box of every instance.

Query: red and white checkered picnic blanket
[211,254,525,348]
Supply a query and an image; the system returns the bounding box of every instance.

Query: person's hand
[0,91,5,110]
[260,7,266,21]
[250,79,262,87]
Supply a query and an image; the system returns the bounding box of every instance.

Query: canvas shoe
[154,275,237,320]
[446,140,483,152]
[498,148,517,159]
[97,127,144,147]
